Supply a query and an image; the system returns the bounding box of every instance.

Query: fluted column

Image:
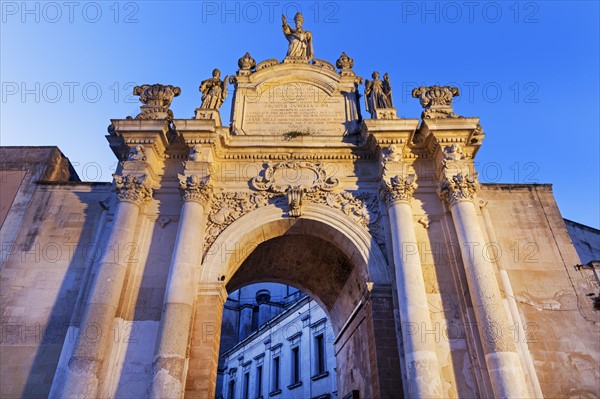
[148,175,212,399]
[59,174,152,398]
[380,174,443,399]
[439,173,529,398]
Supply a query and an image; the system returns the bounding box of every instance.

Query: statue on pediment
[282,12,314,61]
[365,71,392,114]
[199,68,228,110]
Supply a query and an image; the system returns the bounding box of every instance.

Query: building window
[270,356,281,394]
[256,365,263,398]
[243,372,250,399]
[292,346,300,383]
[315,333,326,376]
[227,379,235,399]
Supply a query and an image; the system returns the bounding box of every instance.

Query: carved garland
[203,190,385,254]
[250,161,339,193]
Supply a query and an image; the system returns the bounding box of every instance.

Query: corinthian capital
[179,174,213,205]
[438,173,479,205]
[113,174,153,205]
[380,174,417,207]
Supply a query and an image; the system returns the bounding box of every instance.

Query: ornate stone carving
[204,192,284,251]
[237,52,256,74]
[287,188,303,217]
[203,189,385,254]
[438,173,479,205]
[442,143,465,165]
[383,144,402,163]
[281,12,313,62]
[304,191,385,249]
[132,84,181,120]
[178,174,213,204]
[127,145,146,161]
[199,69,228,110]
[383,73,393,108]
[113,174,153,205]
[379,174,417,207]
[412,85,460,119]
[251,162,339,193]
[188,145,204,162]
[336,52,354,70]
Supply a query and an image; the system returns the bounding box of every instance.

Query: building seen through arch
[1,11,599,399]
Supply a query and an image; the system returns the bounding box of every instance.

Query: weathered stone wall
[479,184,600,398]
[0,181,109,398]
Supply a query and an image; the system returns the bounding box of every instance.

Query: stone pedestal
[194,108,222,125]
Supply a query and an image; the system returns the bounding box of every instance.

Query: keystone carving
[113,174,153,205]
[379,174,417,207]
[132,84,181,120]
[438,173,479,205]
[412,85,460,119]
[287,188,304,217]
[178,174,213,205]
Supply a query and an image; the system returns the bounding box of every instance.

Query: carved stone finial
[336,52,354,72]
[113,174,153,205]
[199,68,228,110]
[132,84,181,120]
[178,174,213,205]
[365,71,396,119]
[380,174,417,207]
[238,52,256,74]
[438,173,479,206]
[412,85,460,119]
[287,188,303,217]
[281,12,314,63]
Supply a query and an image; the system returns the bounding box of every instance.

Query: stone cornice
[113,174,153,205]
[438,173,479,206]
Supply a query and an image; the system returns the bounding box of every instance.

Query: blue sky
[1,1,599,228]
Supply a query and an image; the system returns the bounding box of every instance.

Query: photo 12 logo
[400,1,540,24]
[200,1,340,23]
[1,2,140,24]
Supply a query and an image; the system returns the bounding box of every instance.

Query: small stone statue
[282,12,313,61]
[365,71,392,114]
[383,73,393,108]
[199,69,228,110]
